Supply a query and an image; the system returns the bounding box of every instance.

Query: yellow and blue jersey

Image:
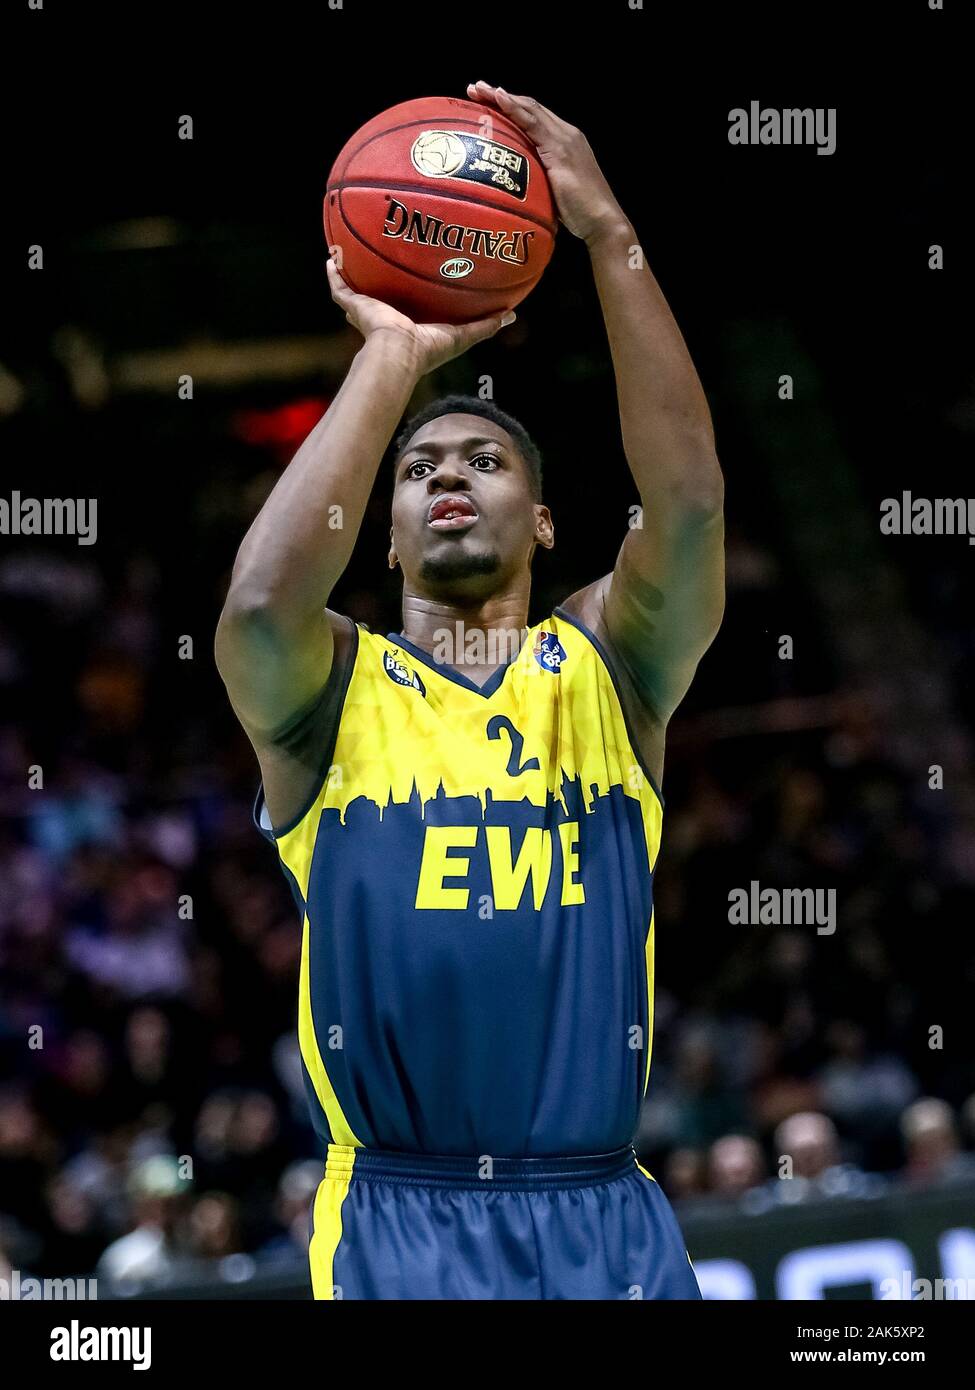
[255,605,663,1158]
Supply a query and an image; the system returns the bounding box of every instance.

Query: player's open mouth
[427,496,479,531]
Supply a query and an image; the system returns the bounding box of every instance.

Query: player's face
[389,414,552,596]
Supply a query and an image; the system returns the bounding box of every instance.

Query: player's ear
[534,504,555,551]
[388,529,399,570]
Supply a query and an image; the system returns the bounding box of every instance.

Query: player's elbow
[678,451,724,518]
[644,447,724,523]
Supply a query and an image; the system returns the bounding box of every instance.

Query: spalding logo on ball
[324,96,557,324]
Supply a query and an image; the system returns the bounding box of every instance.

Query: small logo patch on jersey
[384,649,426,695]
[533,630,566,673]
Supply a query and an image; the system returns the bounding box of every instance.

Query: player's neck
[398,595,531,671]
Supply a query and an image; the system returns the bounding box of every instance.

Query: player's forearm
[588,219,722,511]
[224,332,420,622]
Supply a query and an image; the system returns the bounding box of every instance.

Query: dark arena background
[2,0,973,1330]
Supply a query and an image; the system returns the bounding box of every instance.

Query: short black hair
[390,394,543,502]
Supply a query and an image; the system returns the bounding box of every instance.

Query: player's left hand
[466,81,626,246]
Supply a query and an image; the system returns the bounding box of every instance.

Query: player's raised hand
[326,257,515,375]
[466,80,625,246]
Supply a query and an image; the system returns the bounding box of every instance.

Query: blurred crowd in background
[2,454,974,1292]
[3,76,972,1292]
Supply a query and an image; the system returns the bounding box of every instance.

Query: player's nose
[427,462,472,492]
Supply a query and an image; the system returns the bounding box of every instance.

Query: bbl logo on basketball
[411,131,468,178]
[383,650,426,695]
[410,130,529,200]
[533,631,566,674]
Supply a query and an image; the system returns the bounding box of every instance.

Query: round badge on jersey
[533,630,566,673]
[383,649,426,695]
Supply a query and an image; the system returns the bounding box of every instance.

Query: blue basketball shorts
[308,1143,702,1300]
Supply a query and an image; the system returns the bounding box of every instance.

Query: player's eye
[470,453,500,470]
[405,460,433,479]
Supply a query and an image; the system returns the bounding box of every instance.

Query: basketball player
[216,82,724,1299]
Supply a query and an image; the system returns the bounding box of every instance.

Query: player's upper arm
[566,483,725,727]
[214,594,336,745]
[609,481,725,722]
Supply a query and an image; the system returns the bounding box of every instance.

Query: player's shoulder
[324,605,394,665]
[324,606,356,650]
[326,607,406,644]
[554,575,612,633]
[549,576,615,666]
[553,577,667,781]
[554,577,657,712]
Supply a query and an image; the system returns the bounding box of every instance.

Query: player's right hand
[326,258,515,376]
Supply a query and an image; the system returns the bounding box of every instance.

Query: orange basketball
[324,96,557,325]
